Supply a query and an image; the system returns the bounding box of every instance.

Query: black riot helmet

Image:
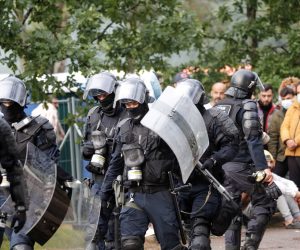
[225,69,264,99]
[175,78,208,105]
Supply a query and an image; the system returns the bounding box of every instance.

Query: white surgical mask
[297,93,300,103]
[281,99,293,110]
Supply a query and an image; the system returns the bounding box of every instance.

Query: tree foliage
[1,0,300,98]
[188,0,300,89]
[0,0,196,100]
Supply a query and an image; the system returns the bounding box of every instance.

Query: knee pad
[121,236,144,250]
[189,218,211,250]
[211,202,239,236]
[189,236,211,250]
[12,244,33,250]
[228,215,242,231]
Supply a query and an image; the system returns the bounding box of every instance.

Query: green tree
[188,0,300,89]
[0,0,197,100]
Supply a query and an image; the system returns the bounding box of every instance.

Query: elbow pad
[242,100,262,139]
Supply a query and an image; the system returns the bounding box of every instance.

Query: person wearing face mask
[81,72,127,250]
[281,82,300,189]
[268,87,295,178]
[100,77,187,250]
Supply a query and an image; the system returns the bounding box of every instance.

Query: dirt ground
[144,213,300,250]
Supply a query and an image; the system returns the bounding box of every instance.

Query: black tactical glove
[201,158,217,172]
[7,164,27,209]
[265,182,282,200]
[11,206,26,233]
[82,141,95,159]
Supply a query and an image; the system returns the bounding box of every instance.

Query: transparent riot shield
[0,142,101,249]
[0,142,58,244]
[42,179,102,250]
[141,86,209,183]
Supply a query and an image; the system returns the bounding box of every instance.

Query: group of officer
[81,69,278,250]
[0,69,279,250]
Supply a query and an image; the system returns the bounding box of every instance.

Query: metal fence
[57,97,83,181]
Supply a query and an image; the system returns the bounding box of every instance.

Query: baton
[195,162,239,211]
[168,171,188,245]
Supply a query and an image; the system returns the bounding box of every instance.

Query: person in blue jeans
[100,77,188,250]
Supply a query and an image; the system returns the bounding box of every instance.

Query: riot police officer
[0,76,72,250]
[174,79,239,250]
[82,72,126,249]
[100,77,187,250]
[0,117,27,246]
[214,69,275,250]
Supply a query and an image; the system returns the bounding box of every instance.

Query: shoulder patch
[215,105,232,115]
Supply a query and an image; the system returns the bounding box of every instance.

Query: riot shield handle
[168,171,187,245]
[196,162,240,211]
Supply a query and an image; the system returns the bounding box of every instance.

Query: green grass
[2,224,86,249]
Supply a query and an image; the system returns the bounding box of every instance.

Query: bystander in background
[32,97,65,144]
[268,87,295,177]
[280,82,300,189]
[257,84,277,134]
[204,82,226,109]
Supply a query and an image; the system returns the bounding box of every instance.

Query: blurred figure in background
[257,84,277,134]
[204,82,226,109]
[32,97,65,144]
[281,82,300,189]
[268,87,295,177]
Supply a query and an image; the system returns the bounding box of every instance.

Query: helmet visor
[0,78,27,106]
[83,73,116,100]
[115,78,146,104]
[175,80,203,104]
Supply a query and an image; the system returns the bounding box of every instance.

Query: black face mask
[126,103,149,123]
[0,102,26,125]
[99,93,115,116]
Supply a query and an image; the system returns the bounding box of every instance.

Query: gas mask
[89,130,107,174]
[122,144,145,184]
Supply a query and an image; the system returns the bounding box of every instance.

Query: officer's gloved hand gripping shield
[0,143,100,249]
[0,142,68,245]
[141,86,209,183]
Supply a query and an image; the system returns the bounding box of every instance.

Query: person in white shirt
[264,150,300,229]
[32,97,65,144]
[204,82,226,109]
